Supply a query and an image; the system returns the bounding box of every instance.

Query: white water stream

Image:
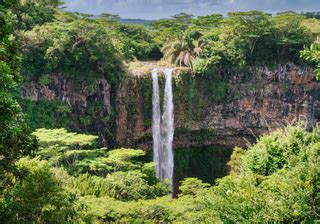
[152,68,174,193]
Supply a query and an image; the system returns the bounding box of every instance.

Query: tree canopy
[0,0,38,195]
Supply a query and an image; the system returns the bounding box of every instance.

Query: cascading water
[152,69,161,180]
[152,68,174,194]
[161,68,174,192]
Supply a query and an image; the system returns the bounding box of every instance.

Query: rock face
[21,73,113,145]
[115,64,320,150]
[21,64,320,150]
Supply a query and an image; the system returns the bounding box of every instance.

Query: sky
[63,0,320,20]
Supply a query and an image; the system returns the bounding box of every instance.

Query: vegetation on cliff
[301,40,320,80]
[154,11,316,76]
[14,2,320,135]
[17,2,320,84]
[19,12,124,89]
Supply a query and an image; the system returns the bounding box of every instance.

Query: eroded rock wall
[115,64,320,150]
[21,64,320,150]
[21,73,113,145]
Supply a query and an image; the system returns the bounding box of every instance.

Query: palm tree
[162,31,205,67]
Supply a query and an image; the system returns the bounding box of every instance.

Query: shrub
[1,158,79,223]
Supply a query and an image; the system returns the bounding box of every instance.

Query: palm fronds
[161,31,206,67]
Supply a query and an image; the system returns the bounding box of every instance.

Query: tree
[271,12,314,64]
[1,158,78,223]
[171,13,194,24]
[162,31,205,67]
[115,24,162,60]
[301,11,320,19]
[301,40,320,80]
[225,11,272,62]
[14,0,64,30]
[179,178,210,196]
[192,14,223,30]
[99,13,120,22]
[0,0,38,194]
[33,128,98,148]
[151,19,185,42]
[19,13,125,88]
[151,13,194,43]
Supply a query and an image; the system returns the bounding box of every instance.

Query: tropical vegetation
[1,0,320,222]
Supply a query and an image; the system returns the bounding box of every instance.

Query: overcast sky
[63,0,320,20]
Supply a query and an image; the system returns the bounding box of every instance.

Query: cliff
[21,73,114,145]
[21,64,320,150]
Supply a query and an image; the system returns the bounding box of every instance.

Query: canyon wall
[21,64,320,150]
[21,73,114,145]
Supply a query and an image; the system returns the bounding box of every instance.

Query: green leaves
[179,178,210,196]
[1,157,79,223]
[20,13,125,88]
[159,10,314,76]
[204,125,320,222]
[162,31,205,67]
[0,35,21,91]
[0,0,38,196]
[32,128,168,202]
[14,0,64,30]
[33,128,98,148]
[6,124,320,223]
[301,41,320,80]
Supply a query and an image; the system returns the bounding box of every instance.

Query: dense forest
[1,0,320,223]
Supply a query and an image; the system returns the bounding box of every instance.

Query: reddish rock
[21,64,320,150]
[115,64,320,150]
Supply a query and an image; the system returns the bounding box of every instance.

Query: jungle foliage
[17,2,320,85]
[1,0,320,223]
[152,11,316,75]
[1,125,318,223]
[0,0,38,196]
[13,0,320,135]
[301,40,320,80]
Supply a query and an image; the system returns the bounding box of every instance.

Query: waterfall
[152,68,174,193]
[152,69,161,180]
[161,68,174,192]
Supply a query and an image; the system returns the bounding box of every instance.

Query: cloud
[221,0,320,13]
[63,0,320,19]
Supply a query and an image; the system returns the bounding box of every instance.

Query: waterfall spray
[152,68,174,194]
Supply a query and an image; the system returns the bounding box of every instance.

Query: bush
[20,14,125,89]
[244,125,314,176]
[193,125,320,222]
[179,178,210,196]
[1,158,79,223]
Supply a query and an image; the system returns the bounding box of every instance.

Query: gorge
[21,63,320,149]
[20,63,320,191]
[4,3,320,221]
